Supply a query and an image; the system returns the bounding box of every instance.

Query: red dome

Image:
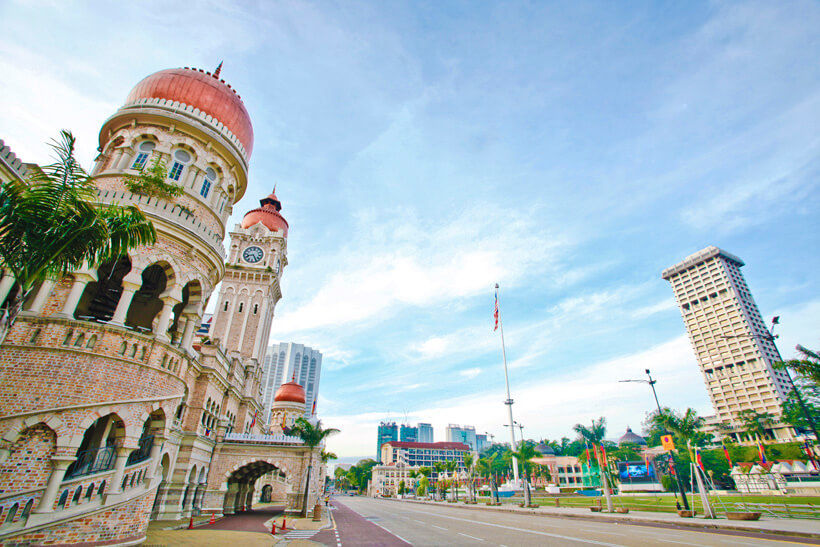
[274,381,306,404]
[241,190,289,236]
[125,67,254,157]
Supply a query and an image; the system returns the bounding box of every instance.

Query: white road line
[397,508,623,546]
[431,524,448,531]
[412,519,426,524]
[652,541,702,546]
[459,532,485,541]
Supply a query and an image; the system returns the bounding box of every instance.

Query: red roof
[384,441,470,450]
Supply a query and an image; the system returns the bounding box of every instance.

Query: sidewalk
[392,498,820,539]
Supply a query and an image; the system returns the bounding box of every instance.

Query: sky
[1,0,818,461]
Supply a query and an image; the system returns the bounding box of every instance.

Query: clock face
[242,246,264,264]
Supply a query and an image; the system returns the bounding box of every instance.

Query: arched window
[21,499,33,519]
[168,149,192,181]
[85,484,95,500]
[86,334,97,349]
[132,141,156,170]
[4,502,18,523]
[119,341,127,355]
[57,490,69,509]
[98,481,106,497]
[129,345,137,358]
[202,167,217,199]
[29,328,41,343]
[72,486,82,504]
[73,333,85,347]
[63,330,74,346]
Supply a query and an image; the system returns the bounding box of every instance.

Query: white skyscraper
[445,424,478,451]
[261,342,322,422]
[662,246,793,441]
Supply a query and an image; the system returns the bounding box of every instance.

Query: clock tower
[209,190,288,360]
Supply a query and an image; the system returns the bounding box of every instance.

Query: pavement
[330,495,820,546]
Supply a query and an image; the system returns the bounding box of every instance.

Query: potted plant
[726,511,761,521]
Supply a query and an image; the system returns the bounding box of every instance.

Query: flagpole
[495,283,520,486]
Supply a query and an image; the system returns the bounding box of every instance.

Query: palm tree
[462,452,476,503]
[573,417,607,445]
[511,443,537,507]
[476,453,499,503]
[290,417,340,516]
[321,450,337,463]
[445,460,459,501]
[433,462,447,500]
[775,345,820,385]
[0,130,155,333]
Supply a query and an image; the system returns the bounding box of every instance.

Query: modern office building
[446,424,478,451]
[476,433,490,453]
[377,422,399,462]
[400,424,418,442]
[417,422,434,443]
[261,342,322,421]
[380,441,471,475]
[662,246,793,441]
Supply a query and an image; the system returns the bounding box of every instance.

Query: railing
[727,502,820,519]
[126,435,154,466]
[224,432,304,445]
[65,446,116,480]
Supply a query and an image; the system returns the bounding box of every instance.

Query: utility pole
[495,283,519,486]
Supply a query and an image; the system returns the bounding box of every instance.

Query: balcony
[65,446,116,480]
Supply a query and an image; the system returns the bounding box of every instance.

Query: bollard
[271,522,276,535]
[187,515,194,529]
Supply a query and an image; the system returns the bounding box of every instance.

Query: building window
[253,304,258,315]
[168,149,192,181]
[224,301,229,312]
[202,167,217,199]
[238,302,244,313]
[131,141,155,170]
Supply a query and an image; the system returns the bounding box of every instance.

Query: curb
[387,498,820,540]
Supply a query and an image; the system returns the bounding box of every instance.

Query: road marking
[432,525,448,531]
[412,519,426,524]
[653,540,702,546]
[397,508,623,546]
[580,529,626,537]
[459,532,485,541]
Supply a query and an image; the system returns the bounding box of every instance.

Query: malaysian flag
[249,411,257,429]
[493,288,500,331]
[311,399,317,415]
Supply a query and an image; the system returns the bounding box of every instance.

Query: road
[327,496,814,546]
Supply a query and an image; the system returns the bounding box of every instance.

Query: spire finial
[272,184,276,195]
[214,60,223,78]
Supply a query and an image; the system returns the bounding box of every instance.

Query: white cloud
[459,367,482,379]
[631,298,677,319]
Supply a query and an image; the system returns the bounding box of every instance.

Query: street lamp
[619,369,690,511]
[718,318,819,442]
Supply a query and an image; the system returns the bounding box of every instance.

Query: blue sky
[1,1,818,459]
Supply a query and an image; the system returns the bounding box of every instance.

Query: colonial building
[0,65,325,545]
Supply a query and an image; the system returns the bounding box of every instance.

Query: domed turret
[241,190,289,236]
[618,426,647,446]
[124,65,254,157]
[274,380,305,404]
[534,442,556,456]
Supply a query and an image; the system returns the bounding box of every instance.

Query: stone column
[109,280,140,326]
[148,435,166,480]
[109,446,135,494]
[57,273,96,318]
[223,483,239,515]
[180,312,199,352]
[183,165,199,190]
[0,274,16,306]
[28,279,56,314]
[109,149,124,172]
[117,148,134,170]
[33,456,76,513]
[237,483,248,511]
[155,296,181,342]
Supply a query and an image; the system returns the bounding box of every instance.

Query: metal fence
[65,446,116,480]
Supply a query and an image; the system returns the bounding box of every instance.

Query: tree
[737,410,774,442]
[476,453,499,503]
[775,345,820,386]
[573,417,607,445]
[511,442,538,507]
[0,130,155,332]
[417,476,429,497]
[445,460,459,501]
[398,480,406,496]
[122,155,184,200]
[462,452,476,502]
[321,450,337,463]
[290,417,339,516]
[781,389,820,434]
[433,462,447,500]
[644,407,709,447]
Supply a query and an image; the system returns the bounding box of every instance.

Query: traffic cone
[187,515,194,529]
[209,512,216,524]
[282,517,287,530]
[271,522,276,535]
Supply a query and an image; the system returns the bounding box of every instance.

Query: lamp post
[718,318,819,443]
[619,369,690,511]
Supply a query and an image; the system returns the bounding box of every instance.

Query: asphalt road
[331,496,814,546]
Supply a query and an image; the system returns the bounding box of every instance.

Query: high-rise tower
[261,343,322,421]
[662,246,793,441]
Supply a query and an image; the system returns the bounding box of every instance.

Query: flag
[281,413,287,430]
[668,458,677,476]
[722,443,733,468]
[493,289,500,331]
[600,444,609,468]
[758,442,767,464]
[204,426,211,437]
[695,448,704,471]
[593,444,600,465]
[311,399,317,415]
[771,316,780,325]
[249,411,257,429]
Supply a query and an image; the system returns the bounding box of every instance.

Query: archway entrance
[224,461,288,515]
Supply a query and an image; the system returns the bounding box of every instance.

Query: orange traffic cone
[271,522,276,535]
[187,515,194,529]
[209,512,216,524]
[282,517,287,530]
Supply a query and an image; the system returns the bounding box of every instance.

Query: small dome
[241,190,289,236]
[535,442,556,456]
[124,66,254,157]
[618,426,647,446]
[274,381,305,404]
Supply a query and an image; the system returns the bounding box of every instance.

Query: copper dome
[274,381,306,404]
[125,67,254,157]
[241,190,289,236]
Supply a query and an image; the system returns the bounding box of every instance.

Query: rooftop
[385,441,470,450]
[662,245,745,280]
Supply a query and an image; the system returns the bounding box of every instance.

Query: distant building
[377,422,398,461]
[530,455,597,489]
[475,433,490,453]
[663,246,793,441]
[417,422,434,443]
[446,424,478,451]
[261,342,322,421]
[400,424,418,442]
[380,441,471,476]
[618,427,647,447]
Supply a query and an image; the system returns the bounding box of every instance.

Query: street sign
[661,435,675,451]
